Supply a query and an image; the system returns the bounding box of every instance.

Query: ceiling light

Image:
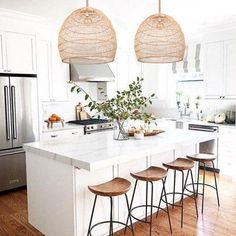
[135,0,185,63]
[58,0,117,64]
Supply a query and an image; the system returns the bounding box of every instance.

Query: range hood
[70,64,115,82]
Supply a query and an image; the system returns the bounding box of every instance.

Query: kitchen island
[24,128,218,236]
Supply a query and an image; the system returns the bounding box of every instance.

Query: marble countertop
[24,129,218,171]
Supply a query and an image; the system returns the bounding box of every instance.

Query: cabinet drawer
[41,129,84,142]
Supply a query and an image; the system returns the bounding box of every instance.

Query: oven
[188,124,220,173]
[68,119,114,135]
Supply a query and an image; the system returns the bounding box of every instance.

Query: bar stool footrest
[185,182,218,196]
[161,192,196,207]
[130,204,168,224]
[88,220,133,236]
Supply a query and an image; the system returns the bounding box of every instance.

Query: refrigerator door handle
[11,86,17,140]
[3,86,11,141]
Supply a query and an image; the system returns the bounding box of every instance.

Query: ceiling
[1,0,236,48]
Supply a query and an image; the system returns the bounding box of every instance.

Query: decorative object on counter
[195,96,202,109]
[70,77,156,140]
[58,0,117,64]
[130,129,165,137]
[176,90,183,109]
[206,114,215,123]
[134,0,185,63]
[45,114,64,128]
[75,102,91,120]
[225,111,236,124]
[214,113,226,124]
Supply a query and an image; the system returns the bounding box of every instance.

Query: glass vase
[113,120,129,141]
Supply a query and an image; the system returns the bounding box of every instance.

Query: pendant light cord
[158,0,161,14]
[86,0,89,8]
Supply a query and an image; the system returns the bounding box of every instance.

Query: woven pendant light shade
[58,1,117,64]
[135,0,185,63]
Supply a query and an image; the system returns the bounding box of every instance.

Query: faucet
[179,104,192,119]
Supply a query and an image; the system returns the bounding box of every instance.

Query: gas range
[67,119,114,134]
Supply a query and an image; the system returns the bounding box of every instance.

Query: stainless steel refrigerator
[0,74,38,192]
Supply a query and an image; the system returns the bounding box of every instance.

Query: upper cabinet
[204,41,224,97]
[0,31,36,74]
[224,39,236,98]
[37,38,69,102]
[204,39,236,99]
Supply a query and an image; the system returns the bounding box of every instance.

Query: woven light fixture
[135,0,185,63]
[58,0,117,64]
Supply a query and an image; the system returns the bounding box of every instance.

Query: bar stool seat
[87,178,134,236]
[88,177,131,197]
[126,166,172,235]
[186,153,220,214]
[187,153,216,162]
[131,166,167,182]
[162,158,198,228]
[163,157,194,170]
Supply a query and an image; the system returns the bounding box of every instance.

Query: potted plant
[70,77,155,140]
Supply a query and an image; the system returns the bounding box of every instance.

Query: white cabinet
[41,128,84,142]
[0,31,36,74]
[141,63,159,98]
[204,41,224,98]
[218,127,236,178]
[224,40,236,98]
[0,32,6,72]
[37,39,69,102]
[204,39,236,99]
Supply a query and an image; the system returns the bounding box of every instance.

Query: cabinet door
[5,32,36,74]
[0,32,6,73]
[224,39,236,98]
[141,63,158,98]
[37,40,51,102]
[204,41,224,98]
[51,43,69,101]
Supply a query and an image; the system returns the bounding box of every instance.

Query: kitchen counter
[24,129,217,171]
[24,129,217,236]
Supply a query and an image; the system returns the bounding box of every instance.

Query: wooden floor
[0,171,236,236]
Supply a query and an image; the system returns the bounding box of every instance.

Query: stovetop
[68,119,110,126]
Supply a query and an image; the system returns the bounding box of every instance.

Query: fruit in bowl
[48,114,61,122]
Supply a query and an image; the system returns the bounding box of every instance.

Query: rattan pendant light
[135,0,185,63]
[58,0,117,64]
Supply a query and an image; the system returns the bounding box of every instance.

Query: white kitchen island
[24,128,217,236]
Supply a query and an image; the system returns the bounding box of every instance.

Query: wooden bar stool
[162,158,198,228]
[125,166,172,236]
[186,153,220,213]
[87,177,134,236]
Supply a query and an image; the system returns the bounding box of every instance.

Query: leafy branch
[70,77,156,124]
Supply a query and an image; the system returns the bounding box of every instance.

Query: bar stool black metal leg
[162,178,172,234]
[202,163,206,214]
[149,181,154,236]
[172,170,176,208]
[190,169,198,217]
[87,195,97,236]
[145,181,149,221]
[181,170,190,205]
[212,161,220,207]
[124,193,134,236]
[156,180,164,218]
[109,197,114,236]
[180,170,185,228]
[196,162,200,198]
[125,179,138,234]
